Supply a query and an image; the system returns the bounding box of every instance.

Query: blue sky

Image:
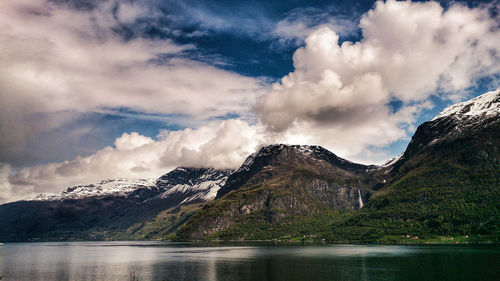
[0,0,499,201]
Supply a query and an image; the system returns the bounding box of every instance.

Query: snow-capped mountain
[32,178,156,201]
[1,167,233,242]
[391,89,500,173]
[427,89,500,139]
[179,144,378,240]
[30,167,232,203]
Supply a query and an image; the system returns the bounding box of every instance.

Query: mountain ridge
[0,167,232,241]
[217,144,377,198]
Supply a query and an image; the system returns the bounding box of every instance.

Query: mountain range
[1,90,499,243]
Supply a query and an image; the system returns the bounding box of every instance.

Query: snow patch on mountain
[296,145,315,157]
[433,89,500,121]
[235,144,287,173]
[31,178,155,201]
[158,177,228,203]
[238,154,256,172]
[382,152,403,168]
[156,167,231,203]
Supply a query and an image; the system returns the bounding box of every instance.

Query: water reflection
[0,242,499,281]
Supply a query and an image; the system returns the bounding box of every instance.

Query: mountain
[29,167,231,203]
[327,89,500,242]
[0,167,231,242]
[217,144,377,198]
[156,167,230,204]
[391,90,500,174]
[176,144,382,240]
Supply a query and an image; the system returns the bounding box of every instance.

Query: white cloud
[114,132,154,151]
[0,0,264,164]
[256,0,500,159]
[5,120,264,203]
[158,119,265,169]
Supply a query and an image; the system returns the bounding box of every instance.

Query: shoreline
[2,237,497,245]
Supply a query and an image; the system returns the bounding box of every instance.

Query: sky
[1,0,499,203]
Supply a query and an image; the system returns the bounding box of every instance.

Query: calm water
[0,242,499,281]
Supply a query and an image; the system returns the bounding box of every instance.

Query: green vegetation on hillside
[323,132,500,243]
[111,203,203,240]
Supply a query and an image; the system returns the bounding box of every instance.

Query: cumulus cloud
[158,120,264,169]
[256,0,500,159]
[5,120,264,202]
[114,132,154,151]
[0,0,264,165]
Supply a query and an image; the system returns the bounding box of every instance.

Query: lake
[0,241,499,280]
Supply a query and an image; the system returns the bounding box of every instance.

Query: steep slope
[0,168,231,241]
[390,89,500,175]
[176,144,381,240]
[329,90,500,242]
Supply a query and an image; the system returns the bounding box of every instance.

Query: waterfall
[358,189,364,209]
